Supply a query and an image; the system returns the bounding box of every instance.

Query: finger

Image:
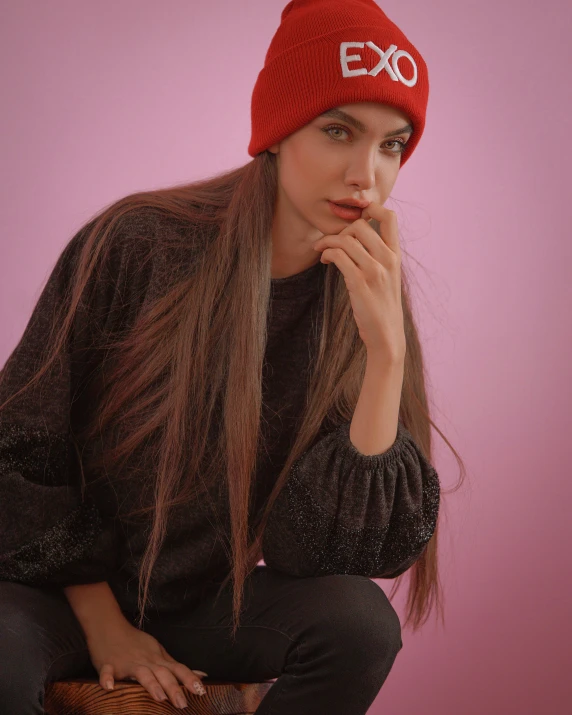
[321,247,362,289]
[131,665,169,703]
[342,219,398,268]
[360,200,386,225]
[361,206,401,257]
[169,660,208,696]
[319,233,373,272]
[152,664,195,708]
[99,664,115,691]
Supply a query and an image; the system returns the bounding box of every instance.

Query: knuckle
[152,664,172,675]
[369,261,384,277]
[173,663,192,680]
[176,664,198,686]
[133,665,152,682]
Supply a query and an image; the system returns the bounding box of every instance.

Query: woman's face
[268,102,413,246]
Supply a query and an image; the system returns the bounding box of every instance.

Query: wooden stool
[44,677,276,714]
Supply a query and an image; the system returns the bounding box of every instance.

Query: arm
[261,352,440,578]
[262,421,440,578]
[349,352,404,455]
[63,582,132,638]
[0,210,157,587]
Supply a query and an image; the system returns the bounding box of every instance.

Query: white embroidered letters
[339,41,417,87]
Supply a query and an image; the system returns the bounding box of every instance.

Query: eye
[321,124,409,155]
[322,125,351,142]
[385,139,408,154]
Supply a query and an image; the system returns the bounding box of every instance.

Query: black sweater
[0,209,440,616]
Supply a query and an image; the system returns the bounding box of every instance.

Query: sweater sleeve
[0,211,157,587]
[261,420,441,579]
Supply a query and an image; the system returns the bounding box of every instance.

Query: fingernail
[105,681,114,690]
[175,693,187,708]
[193,680,206,696]
[192,670,208,677]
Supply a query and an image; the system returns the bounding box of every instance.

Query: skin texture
[268,102,412,279]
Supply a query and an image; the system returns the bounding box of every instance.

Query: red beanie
[248,0,429,167]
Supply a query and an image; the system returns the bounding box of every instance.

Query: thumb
[99,664,115,690]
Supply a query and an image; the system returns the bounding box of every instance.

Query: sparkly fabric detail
[1,424,84,552]
[284,459,440,577]
[262,421,441,578]
[0,498,103,584]
[0,423,110,585]
[0,423,68,486]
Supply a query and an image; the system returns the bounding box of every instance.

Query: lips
[331,198,370,209]
[328,201,364,220]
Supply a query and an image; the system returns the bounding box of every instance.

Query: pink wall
[1,1,570,713]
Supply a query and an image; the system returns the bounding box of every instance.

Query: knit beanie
[248,0,429,167]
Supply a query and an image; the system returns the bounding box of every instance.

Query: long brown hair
[1,149,465,641]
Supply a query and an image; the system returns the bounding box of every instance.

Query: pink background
[1,1,570,712]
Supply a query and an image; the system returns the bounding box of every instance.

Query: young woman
[0,1,465,712]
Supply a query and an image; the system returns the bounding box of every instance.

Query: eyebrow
[319,108,413,137]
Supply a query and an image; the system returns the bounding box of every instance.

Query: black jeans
[0,565,403,714]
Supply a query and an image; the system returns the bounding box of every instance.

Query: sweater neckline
[270,259,325,299]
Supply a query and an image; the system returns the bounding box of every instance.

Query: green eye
[321,124,408,154]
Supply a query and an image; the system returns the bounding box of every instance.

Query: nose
[344,147,378,191]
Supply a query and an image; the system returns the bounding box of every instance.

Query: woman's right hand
[86,620,208,709]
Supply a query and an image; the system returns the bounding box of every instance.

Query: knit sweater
[0,208,441,617]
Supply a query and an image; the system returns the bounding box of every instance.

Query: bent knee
[302,574,402,657]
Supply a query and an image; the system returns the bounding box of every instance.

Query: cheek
[286,143,333,197]
[280,156,321,206]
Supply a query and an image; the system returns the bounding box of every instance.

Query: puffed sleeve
[0,210,158,587]
[261,420,441,578]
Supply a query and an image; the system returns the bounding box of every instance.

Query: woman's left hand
[312,201,406,359]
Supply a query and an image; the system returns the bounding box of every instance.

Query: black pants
[0,565,403,714]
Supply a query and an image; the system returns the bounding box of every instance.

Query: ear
[268,143,280,155]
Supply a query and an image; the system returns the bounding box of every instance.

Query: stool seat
[44,677,275,714]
